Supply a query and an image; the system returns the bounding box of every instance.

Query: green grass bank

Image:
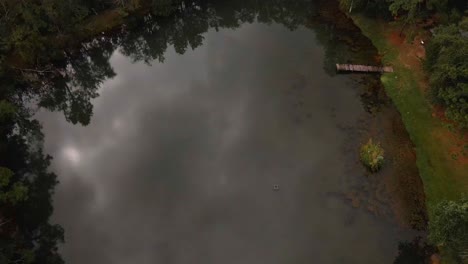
[349,16,468,215]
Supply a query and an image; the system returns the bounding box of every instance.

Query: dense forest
[0,0,467,263]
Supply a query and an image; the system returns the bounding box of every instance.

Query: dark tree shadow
[393,237,437,264]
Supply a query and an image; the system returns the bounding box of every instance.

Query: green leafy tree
[0,100,16,120]
[42,0,89,33]
[0,242,36,264]
[429,197,468,262]
[0,167,28,205]
[424,23,468,127]
[388,0,422,16]
[387,0,424,35]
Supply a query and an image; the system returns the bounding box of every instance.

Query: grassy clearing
[350,16,468,214]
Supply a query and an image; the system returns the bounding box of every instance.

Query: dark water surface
[35,5,421,264]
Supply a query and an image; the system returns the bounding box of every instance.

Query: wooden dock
[336,64,394,73]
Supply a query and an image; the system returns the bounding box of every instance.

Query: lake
[35,1,425,263]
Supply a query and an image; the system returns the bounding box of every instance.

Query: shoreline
[348,14,468,231]
[316,1,429,230]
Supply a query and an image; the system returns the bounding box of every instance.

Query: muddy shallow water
[35,2,429,263]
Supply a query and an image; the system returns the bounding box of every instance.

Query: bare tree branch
[11,66,56,74]
[0,218,12,227]
[0,0,9,21]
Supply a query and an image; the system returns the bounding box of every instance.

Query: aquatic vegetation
[360,139,384,172]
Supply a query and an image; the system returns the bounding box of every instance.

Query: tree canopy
[428,197,468,262]
[0,167,28,205]
[0,99,63,263]
[424,21,468,127]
